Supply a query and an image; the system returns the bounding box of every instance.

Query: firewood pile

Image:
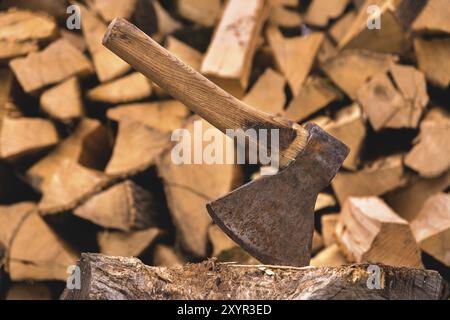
[0,0,449,300]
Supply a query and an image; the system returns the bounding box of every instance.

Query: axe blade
[207,124,349,266]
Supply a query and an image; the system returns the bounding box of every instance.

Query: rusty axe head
[207,123,349,266]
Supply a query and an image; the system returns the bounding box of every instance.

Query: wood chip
[40,77,84,122]
[321,213,340,247]
[242,68,286,115]
[9,39,93,93]
[87,72,152,104]
[177,0,222,27]
[412,0,450,34]
[305,0,349,27]
[201,0,268,97]
[87,0,138,22]
[267,26,324,95]
[411,193,450,266]
[405,108,450,178]
[74,180,159,232]
[414,38,450,89]
[97,228,162,258]
[332,154,406,205]
[285,76,342,122]
[0,117,58,161]
[336,197,422,267]
[166,36,203,71]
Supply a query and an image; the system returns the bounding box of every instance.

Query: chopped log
[332,155,406,205]
[411,193,450,267]
[74,180,159,232]
[335,197,422,268]
[321,49,397,99]
[305,0,349,27]
[324,104,366,170]
[87,72,152,104]
[386,171,450,221]
[0,69,14,109]
[310,244,348,267]
[61,254,449,300]
[157,117,241,257]
[2,203,78,281]
[105,118,170,178]
[317,36,339,65]
[87,0,138,22]
[312,231,324,254]
[315,193,337,212]
[414,38,450,88]
[153,244,184,268]
[0,40,38,61]
[0,9,57,42]
[242,68,286,115]
[405,108,450,178]
[60,30,86,53]
[201,0,268,97]
[27,118,110,192]
[152,0,182,39]
[9,39,93,93]
[285,76,342,122]
[0,202,34,250]
[270,0,299,6]
[166,36,203,71]
[97,228,162,258]
[40,77,84,122]
[268,5,302,28]
[321,213,340,247]
[176,0,222,27]
[412,0,450,34]
[329,11,356,43]
[38,160,112,215]
[107,100,189,133]
[267,26,324,95]
[0,117,58,161]
[0,0,68,22]
[6,283,52,300]
[78,3,130,82]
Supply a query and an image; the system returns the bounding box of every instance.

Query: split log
[61,254,449,300]
[335,197,422,268]
[412,0,450,34]
[321,213,340,247]
[87,72,152,104]
[405,108,450,178]
[87,0,138,22]
[0,203,78,281]
[414,38,450,89]
[27,118,110,192]
[78,3,130,82]
[312,231,324,255]
[310,244,348,267]
[317,36,339,65]
[9,39,93,93]
[97,228,162,258]
[107,100,189,133]
[0,39,38,61]
[268,5,302,28]
[60,30,86,53]
[305,0,349,27]
[38,160,112,215]
[152,0,182,39]
[332,154,406,205]
[242,68,286,115]
[176,0,222,27]
[0,0,68,22]
[40,77,84,122]
[0,117,58,161]
[157,117,241,257]
[74,180,159,232]
[329,11,356,43]
[267,26,324,95]
[270,0,299,6]
[385,171,450,221]
[0,69,13,109]
[105,118,170,178]
[153,244,184,268]
[6,283,52,300]
[166,36,203,72]
[321,49,397,99]
[315,193,337,212]
[324,104,366,170]
[285,76,342,122]
[201,0,268,97]
[411,193,450,267]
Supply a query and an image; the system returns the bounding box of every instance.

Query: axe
[103,18,349,266]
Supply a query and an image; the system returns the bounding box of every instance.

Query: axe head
[207,123,349,266]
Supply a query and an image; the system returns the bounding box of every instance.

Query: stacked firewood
[0,0,449,300]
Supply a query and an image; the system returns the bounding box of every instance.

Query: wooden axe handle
[103,18,308,166]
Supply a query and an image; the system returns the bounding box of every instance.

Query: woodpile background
[0,0,449,300]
